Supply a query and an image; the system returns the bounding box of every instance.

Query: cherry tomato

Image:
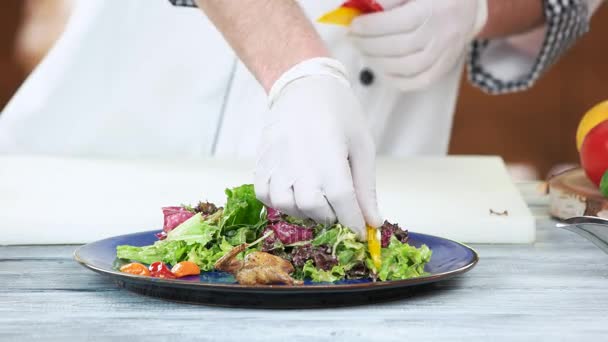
[580,120,608,187]
[171,261,201,278]
[120,262,151,276]
[149,262,176,279]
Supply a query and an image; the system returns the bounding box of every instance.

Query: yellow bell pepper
[317,0,383,26]
[367,225,382,270]
[317,7,362,26]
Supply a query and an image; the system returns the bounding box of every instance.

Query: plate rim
[74,230,479,292]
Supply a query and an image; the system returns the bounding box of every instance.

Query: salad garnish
[116,184,431,284]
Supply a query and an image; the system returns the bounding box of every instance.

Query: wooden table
[2,205,607,341]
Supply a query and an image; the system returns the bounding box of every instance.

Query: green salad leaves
[116,184,432,282]
[376,237,432,281]
[221,184,264,228]
[117,185,261,271]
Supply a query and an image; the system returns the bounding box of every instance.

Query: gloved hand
[255,57,383,239]
[350,0,488,91]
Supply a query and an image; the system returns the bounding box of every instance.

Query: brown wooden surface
[548,168,608,219]
[450,4,608,177]
[0,0,25,109]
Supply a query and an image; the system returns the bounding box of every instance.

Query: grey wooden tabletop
[1,205,607,342]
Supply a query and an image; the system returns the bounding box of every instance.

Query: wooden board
[3,214,608,341]
[548,168,608,219]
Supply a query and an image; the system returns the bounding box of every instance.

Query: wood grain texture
[1,206,608,341]
[450,5,608,177]
[0,0,26,109]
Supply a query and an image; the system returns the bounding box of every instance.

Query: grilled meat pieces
[214,244,301,285]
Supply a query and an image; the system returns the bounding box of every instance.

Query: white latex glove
[255,57,383,239]
[350,0,488,91]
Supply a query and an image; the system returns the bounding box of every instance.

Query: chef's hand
[350,0,488,92]
[255,57,383,240]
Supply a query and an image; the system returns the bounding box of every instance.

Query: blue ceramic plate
[74,230,478,308]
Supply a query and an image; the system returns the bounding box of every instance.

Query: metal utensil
[556,216,608,254]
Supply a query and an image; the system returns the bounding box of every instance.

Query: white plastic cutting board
[0,155,535,244]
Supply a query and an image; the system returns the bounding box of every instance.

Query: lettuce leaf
[221,184,264,228]
[117,212,224,268]
[301,226,431,282]
[312,228,339,246]
[312,225,362,258]
[291,225,368,282]
[301,260,346,283]
[116,237,234,271]
[225,226,257,246]
[165,213,220,246]
[601,170,608,197]
[116,240,189,266]
[376,236,432,281]
[184,238,234,271]
[336,238,366,266]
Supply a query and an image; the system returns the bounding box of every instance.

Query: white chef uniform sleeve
[467,0,595,95]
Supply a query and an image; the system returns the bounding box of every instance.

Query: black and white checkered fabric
[169,0,590,95]
[168,0,197,7]
[468,0,590,94]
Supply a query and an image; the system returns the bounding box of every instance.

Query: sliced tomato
[149,261,176,279]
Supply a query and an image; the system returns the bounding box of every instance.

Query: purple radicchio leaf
[261,227,283,252]
[380,220,409,248]
[268,221,313,245]
[266,207,282,222]
[162,207,195,234]
[291,244,314,267]
[261,208,315,253]
[291,244,337,271]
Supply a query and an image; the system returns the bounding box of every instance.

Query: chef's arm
[468,0,601,94]
[175,0,383,235]
[477,0,544,39]
[193,0,329,92]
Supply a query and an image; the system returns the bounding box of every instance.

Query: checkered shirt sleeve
[468,0,590,94]
[168,0,197,7]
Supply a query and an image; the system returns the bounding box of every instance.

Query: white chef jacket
[0,0,597,159]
